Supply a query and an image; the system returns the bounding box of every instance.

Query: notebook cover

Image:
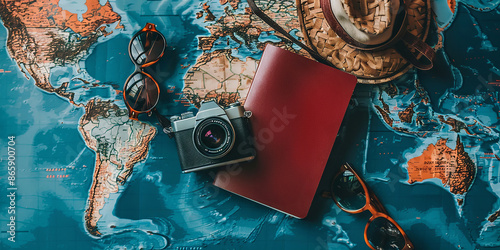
[213,45,357,218]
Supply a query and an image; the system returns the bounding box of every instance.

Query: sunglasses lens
[124,73,159,112]
[130,31,165,65]
[331,170,366,211]
[366,217,406,250]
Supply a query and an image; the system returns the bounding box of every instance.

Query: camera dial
[170,115,181,122]
[227,102,241,108]
[181,111,194,119]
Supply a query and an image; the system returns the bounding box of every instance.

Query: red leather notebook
[213,45,357,218]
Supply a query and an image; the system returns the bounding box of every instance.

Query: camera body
[170,100,255,173]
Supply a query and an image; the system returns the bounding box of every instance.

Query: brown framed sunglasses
[123,23,172,135]
[324,163,414,250]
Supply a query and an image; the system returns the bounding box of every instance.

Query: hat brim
[296,0,431,84]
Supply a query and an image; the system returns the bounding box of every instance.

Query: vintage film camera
[170,100,255,173]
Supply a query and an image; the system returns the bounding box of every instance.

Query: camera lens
[194,118,235,159]
[200,124,226,149]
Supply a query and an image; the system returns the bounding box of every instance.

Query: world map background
[0,0,499,249]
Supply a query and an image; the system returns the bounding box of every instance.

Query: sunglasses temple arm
[153,109,174,138]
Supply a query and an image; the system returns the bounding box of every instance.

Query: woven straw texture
[341,0,393,34]
[296,0,431,84]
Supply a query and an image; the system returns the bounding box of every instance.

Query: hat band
[320,0,408,51]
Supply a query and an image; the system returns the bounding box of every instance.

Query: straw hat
[296,0,434,83]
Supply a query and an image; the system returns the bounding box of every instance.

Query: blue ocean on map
[1,0,500,249]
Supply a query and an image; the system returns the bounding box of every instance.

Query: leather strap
[153,108,174,137]
[395,32,436,70]
[247,0,334,67]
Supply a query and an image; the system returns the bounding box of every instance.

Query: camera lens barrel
[193,117,235,159]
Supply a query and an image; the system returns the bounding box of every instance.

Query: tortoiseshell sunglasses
[123,23,172,135]
[324,163,414,250]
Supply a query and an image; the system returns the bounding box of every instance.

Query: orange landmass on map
[398,102,415,123]
[219,0,240,9]
[438,115,474,135]
[374,91,393,126]
[187,0,305,107]
[55,0,121,37]
[407,136,476,195]
[203,3,216,21]
[448,0,456,13]
[415,80,430,104]
[184,49,257,107]
[488,209,500,222]
[229,0,241,9]
[2,0,120,37]
[0,0,121,99]
[79,99,156,236]
[198,0,302,52]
